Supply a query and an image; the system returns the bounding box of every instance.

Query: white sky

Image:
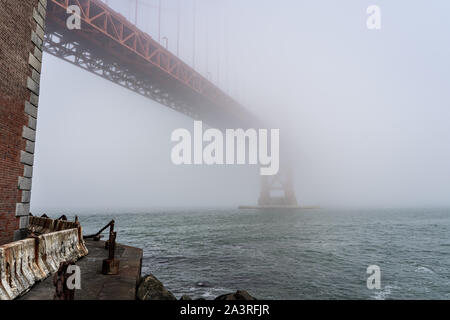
[31,0,450,212]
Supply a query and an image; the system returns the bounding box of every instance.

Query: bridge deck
[45,0,257,128]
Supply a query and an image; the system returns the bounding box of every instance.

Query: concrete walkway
[20,240,143,300]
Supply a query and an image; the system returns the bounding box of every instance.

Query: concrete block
[1,224,87,300]
[28,116,37,130]
[33,46,43,62]
[31,31,43,50]
[13,230,27,241]
[18,177,32,191]
[35,23,45,40]
[19,216,29,229]
[25,101,38,118]
[25,141,35,154]
[38,2,47,19]
[23,165,33,178]
[22,126,36,142]
[28,53,41,73]
[20,151,34,166]
[33,8,45,29]
[30,93,39,107]
[31,69,40,84]
[27,77,40,95]
[16,203,31,217]
[22,191,31,203]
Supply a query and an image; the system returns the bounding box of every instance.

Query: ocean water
[74,208,450,300]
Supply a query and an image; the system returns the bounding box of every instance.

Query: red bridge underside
[45,0,256,127]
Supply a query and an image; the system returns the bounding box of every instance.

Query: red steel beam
[46,0,255,126]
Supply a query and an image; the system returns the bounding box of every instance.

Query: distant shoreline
[238,205,320,210]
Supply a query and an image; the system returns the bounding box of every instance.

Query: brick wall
[0,0,47,245]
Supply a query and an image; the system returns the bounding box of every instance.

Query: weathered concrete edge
[0,223,88,300]
[15,0,48,240]
[117,242,143,298]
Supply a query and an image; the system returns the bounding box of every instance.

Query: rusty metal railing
[83,220,120,275]
[83,220,114,241]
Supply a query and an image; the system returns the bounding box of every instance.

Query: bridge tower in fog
[258,166,298,207]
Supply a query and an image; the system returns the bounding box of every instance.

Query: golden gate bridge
[44,0,298,207]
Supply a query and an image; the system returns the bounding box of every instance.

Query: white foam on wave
[372,285,398,300]
[415,266,434,274]
[200,287,234,299]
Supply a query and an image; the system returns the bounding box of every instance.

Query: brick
[0,0,47,244]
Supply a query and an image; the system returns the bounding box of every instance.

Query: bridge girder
[45,0,257,129]
[44,0,297,207]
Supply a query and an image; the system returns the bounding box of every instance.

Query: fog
[31,0,450,212]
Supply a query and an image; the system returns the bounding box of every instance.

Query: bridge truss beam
[46,0,255,127]
[44,31,198,119]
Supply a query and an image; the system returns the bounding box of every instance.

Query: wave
[415,266,434,274]
[372,285,399,300]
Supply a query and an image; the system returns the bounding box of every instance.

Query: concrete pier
[20,240,143,300]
